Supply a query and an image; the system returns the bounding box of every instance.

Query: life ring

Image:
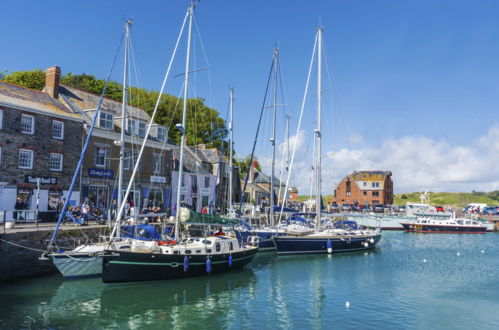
[158,240,177,246]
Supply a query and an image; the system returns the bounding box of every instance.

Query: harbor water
[1,231,498,329]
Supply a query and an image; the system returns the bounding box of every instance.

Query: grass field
[298,191,499,209]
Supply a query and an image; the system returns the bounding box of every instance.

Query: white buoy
[369,238,375,244]
[345,301,350,309]
[363,242,369,248]
[423,259,427,263]
[456,252,460,256]
[481,250,485,254]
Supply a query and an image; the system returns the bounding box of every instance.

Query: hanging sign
[88,168,114,178]
[24,175,57,185]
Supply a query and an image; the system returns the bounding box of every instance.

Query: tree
[235,155,262,178]
[2,69,46,90]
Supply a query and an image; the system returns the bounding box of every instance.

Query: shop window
[88,185,108,210]
[16,188,32,210]
[52,120,64,139]
[48,190,62,211]
[19,149,33,169]
[21,114,34,134]
[202,196,209,208]
[148,188,163,208]
[99,112,114,130]
[49,153,63,171]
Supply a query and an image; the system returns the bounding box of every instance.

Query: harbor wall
[0,226,105,282]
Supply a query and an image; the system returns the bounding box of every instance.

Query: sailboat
[46,19,136,278]
[274,26,382,255]
[101,2,258,283]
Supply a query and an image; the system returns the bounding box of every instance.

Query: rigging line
[279,31,318,223]
[238,55,276,212]
[45,29,125,254]
[193,12,213,108]
[1,238,45,252]
[111,7,189,240]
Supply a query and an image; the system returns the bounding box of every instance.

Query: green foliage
[2,70,228,150]
[401,194,408,199]
[235,155,262,177]
[2,69,46,90]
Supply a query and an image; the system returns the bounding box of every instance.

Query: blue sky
[3,0,499,194]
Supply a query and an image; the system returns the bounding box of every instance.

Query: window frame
[153,153,163,175]
[52,120,64,139]
[21,114,35,135]
[157,126,167,142]
[0,145,2,166]
[0,109,3,129]
[19,149,34,169]
[99,112,114,130]
[95,146,109,168]
[138,121,146,138]
[49,153,63,171]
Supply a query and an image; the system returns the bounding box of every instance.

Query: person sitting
[214,227,225,236]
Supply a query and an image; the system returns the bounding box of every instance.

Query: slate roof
[253,168,282,186]
[0,81,80,120]
[59,85,149,129]
[172,148,212,176]
[351,170,391,182]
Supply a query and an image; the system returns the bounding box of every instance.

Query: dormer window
[138,121,146,138]
[99,112,114,130]
[157,126,167,142]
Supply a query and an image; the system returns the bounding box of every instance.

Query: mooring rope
[0,238,45,252]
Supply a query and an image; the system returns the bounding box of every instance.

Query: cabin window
[185,250,192,254]
[465,221,471,225]
[196,250,201,253]
[202,240,212,245]
[229,242,234,251]
[206,249,212,253]
[215,242,221,252]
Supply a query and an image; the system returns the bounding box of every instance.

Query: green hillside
[394,191,499,208]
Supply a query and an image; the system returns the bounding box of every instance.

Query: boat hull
[102,247,259,283]
[51,253,102,279]
[274,234,381,255]
[401,223,487,233]
[236,230,282,252]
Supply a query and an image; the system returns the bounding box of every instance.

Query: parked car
[434,206,445,213]
[482,206,499,215]
[331,203,339,212]
[351,204,360,212]
[341,203,352,211]
[373,204,384,213]
[361,204,372,212]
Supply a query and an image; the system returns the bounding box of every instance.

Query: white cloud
[349,133,364,145]
[270,125,499,194]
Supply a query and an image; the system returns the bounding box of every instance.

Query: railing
[0,210,38,223]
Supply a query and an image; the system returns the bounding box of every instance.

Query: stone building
[55,68,173,213]
[332,170,393,206]
[0,77,83,221]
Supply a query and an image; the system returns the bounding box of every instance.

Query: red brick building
[332,171,393,206]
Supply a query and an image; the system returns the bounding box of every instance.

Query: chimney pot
[44,66,61,99]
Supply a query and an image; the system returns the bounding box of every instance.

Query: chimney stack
[44,66,61,99]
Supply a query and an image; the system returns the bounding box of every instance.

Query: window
[21,114,34,134]
[99,112,114,130]
[153,154,163,175]
[49,153,63,171]
[0,110,3,129]
[138,121,146,138]
[191,175,198,193]
[123,150,132,170]
[372,191,379,197]
[372,182,380,188]
[204,176,210,188]
[126,118,136,135]
[0,146,2,166]
[363,191,367,196]
[19,149,33,169]
[157,126,167,142]
[52,121,64,139]
[95,146,108,167]
[215,242,221,252]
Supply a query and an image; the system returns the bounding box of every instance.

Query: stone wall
[0,226,106,282]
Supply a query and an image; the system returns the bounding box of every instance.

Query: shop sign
[24,175,57,185]
[200,188,210,195]
[88,168,114,178]
[150,175,167,183]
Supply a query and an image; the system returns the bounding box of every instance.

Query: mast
[315,27,323,230]
[117,19,132,238]
[270,48,279,227]
[283,114,290,206]
[228,88,234,218]
[174,2,195,239]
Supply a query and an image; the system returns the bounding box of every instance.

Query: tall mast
[228,88,234,218]
[118,19,132,238]
[315,27,323,230]
[270,48,279,227]
[283,114,290,206]
[174,2,195,240]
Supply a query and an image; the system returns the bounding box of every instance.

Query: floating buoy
[369,238,375,244]
[456,252,461,256]
[481,250,485,253]
[423,259,427,263]
[345,301,350,309]
[206,257,212,273]
[363,242,369,248]
[228,255,233,267]
[327,240,333,254]
[183,256,189,272]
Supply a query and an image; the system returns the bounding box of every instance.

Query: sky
[2,0,499,194]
